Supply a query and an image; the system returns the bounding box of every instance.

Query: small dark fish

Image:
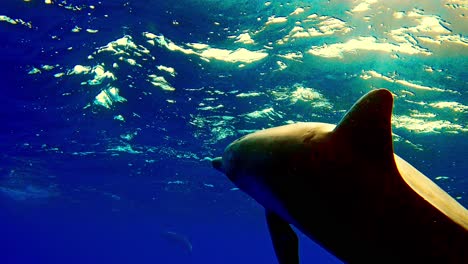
[160,230,193,255]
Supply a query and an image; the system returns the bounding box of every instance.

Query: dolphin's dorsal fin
[333,89,395,162]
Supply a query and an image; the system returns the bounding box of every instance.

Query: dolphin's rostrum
[212,89,468,264]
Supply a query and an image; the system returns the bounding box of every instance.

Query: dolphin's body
[212,89,468,263]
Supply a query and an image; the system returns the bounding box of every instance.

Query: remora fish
[212,89,468,263]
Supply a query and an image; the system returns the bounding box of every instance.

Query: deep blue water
[1,1,466,263]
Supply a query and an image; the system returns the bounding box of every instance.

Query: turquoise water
[1,1,466,263]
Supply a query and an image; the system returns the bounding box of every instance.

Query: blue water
[1,1,466,263]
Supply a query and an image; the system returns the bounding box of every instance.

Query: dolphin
[212,89,468,263]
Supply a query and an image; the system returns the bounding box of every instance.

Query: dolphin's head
[211,123,337,221]
[211,123,336,198]
[213,131,281,184]
[211,135,281,209]
[211,135,253,184]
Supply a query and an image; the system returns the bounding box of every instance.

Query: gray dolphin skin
[211,89,468,264]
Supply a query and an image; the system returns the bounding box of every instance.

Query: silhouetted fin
[333,89,395,162]
[266,210,299,264]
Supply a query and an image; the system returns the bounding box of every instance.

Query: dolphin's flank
[212,89,468,264]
